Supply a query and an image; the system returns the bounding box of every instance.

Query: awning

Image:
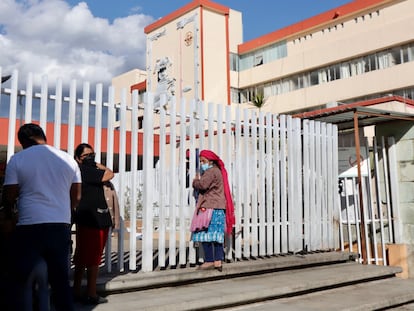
[293,96,414,130]
[300,106,414,130]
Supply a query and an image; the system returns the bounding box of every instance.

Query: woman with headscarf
[192,150,235,271]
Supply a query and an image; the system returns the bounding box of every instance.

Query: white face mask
[200,163,212,172]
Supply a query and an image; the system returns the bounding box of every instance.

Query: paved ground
[68,252,414,311]
[72,268,414,311]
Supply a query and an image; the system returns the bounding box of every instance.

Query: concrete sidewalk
[95,251,355,293]
[71,251,414,311]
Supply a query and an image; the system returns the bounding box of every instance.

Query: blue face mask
[200,163,212,172]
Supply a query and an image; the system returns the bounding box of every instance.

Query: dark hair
[17,123,47,146]
[74,143,93,159]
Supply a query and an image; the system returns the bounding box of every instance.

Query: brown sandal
[214,261,223,272]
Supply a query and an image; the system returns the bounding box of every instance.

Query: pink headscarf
[200,150,235,235]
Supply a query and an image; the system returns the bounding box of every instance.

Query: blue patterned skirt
[191,209,225,244]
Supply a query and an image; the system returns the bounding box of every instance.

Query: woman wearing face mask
[72,143,114,305]
[192,150,235,271]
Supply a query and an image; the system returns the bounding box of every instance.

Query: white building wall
[236,0,414,113]
[145,6,243,107]
[202,10,229,105]
[228,9,243,52]
[245,62,414,114]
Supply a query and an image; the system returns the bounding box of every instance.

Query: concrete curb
[97,251,358,293]
[93,261,404,311]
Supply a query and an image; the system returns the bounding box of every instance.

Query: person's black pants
[9,223,73,311]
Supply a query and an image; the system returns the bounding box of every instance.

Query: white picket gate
[0,69,339,273]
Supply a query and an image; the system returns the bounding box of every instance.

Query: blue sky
[66,0,351,41]
[0,0,351,86]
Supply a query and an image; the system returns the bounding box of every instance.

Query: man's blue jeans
[10,223,73,311]
[26,259,50,311]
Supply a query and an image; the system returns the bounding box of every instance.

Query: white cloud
[0,0,153,86]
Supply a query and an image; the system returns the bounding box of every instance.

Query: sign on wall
[338,146,369,178]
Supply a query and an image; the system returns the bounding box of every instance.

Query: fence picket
[94,84,103,162]
[39,75,48,131]
[243,108,251,258]
[303,120,310,251]
[273,114,281,254]
[179,99,187,266]
[81,81,90,143]
[24,73,34,125]
[168,96,177,267]
[233,105,243,260]
[7,70,18,161]
[258,111,266,256]
[265,113,273,256]
[158,99,168,267]
[321,123,328,249]
[53,78,63,148]
[225,105,235,260]
[279,115,288,253]
[314,121,322,249]
[142,92,155,272]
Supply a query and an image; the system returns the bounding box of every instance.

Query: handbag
[190,207,213,232]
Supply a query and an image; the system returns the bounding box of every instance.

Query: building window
[390,47,402,65]
[409,45,414,62]
[138,116,144,129]
[115,106,120,122]
[310,71,319,86]
[401,44,414,63]
[239,54,253,71]
[254,54,263,67]
[340,63,351,79]
[230,88,240,103]
[329,64,341,81]
[264,82,272,98]
[238,41,287,71]
[234,41,414,104]
[377,52,390,69]
[230,53,239,71]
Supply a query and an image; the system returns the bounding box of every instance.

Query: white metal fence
[0,69,339,273]
[338,136,402,265]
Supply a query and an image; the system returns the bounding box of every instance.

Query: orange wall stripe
[131,80,147,92]
[0,119,160,157]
